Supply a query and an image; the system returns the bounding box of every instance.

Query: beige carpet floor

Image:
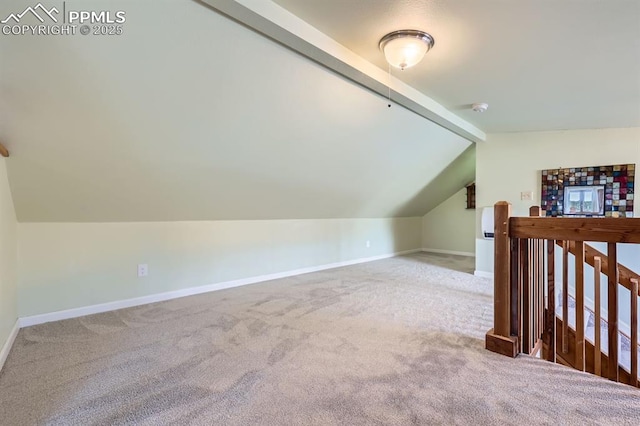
[1,253,639,425]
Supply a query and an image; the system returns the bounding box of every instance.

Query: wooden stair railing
[560,240,640,297]
[485,201,640,388]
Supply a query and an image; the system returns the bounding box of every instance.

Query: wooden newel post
[486,201,519,357]
[529,206,541,217]
[494,202,511,337]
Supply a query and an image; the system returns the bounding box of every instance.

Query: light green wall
[475,127,640,274]
[422,188,475,255]
[0,158,18,349]
[17,218,421,317]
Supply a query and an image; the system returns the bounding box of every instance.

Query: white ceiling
[272,0,640,133]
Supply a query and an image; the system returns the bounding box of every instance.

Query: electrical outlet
[137,264,148,277]
[366,240,371,248]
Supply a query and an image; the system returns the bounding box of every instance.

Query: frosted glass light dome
[379,30,435,70]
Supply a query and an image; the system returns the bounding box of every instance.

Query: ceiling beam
[196,0,486,143]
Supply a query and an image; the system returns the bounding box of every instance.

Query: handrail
[510,217,640,243]
[559,240,640,296]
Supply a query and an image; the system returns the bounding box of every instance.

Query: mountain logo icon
[1,3,59,24]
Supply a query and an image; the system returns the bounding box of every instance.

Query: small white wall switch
[366,240,371,248]
[137,264,148,277]
[521,191,534,201]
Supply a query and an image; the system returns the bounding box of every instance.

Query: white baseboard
[19,248,422,328]
[421,248,475,257]
[474,270,494,279]
[0,319,20,373]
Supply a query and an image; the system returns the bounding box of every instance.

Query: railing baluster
[536,239,541,349]
[536,240,544,348]
[528,207,543,356]
[575,241,585,371]
[531,238,536,352]
[562,241,569,354]
[546,239,556,362]
[631,278,638,387]
[510,238,520,340]
[521,238,530,354]
[594,256,602,377]
[529,237,544,357]
[607,242,619,382]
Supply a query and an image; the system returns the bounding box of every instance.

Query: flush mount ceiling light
[379,30,435,70]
